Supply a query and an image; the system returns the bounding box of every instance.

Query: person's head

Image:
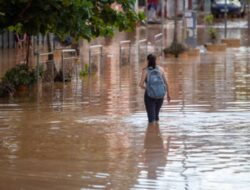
[147,54,156,69]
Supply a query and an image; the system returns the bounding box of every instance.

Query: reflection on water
[1,25,250,190]
[143,124,168,179]
[134,124,171,189]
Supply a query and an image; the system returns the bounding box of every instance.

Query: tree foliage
[0,0,143,40]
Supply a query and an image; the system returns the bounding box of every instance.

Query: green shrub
[204,14,214,25]
[204,14,218,43]
[2,64,36,88]
[79,64,89,77]
[0,64,44,97]
[208,28,218,43]
[163,42,187,58]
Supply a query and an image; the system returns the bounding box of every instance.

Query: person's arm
[161,68,171,102]
[139,69,147,90]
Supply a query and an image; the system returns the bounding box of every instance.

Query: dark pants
[144,91,164,123]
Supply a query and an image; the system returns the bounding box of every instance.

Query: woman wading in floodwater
[139,54,171,124]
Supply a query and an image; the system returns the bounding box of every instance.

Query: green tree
[0,0,143,63]
[163,0,186,58]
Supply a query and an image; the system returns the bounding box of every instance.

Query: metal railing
[154,33,163,56]
[35,51,54,86]
[138,39,148,62]
[61,49,78,82]
[89,45,103,74]
[119,40,131,65]
[34,51,55,102]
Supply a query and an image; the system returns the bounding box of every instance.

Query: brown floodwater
[1,23,250,190]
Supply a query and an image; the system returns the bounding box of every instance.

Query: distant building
[135,0,190,19]
[135,0,209,18]
[190,0,211,12]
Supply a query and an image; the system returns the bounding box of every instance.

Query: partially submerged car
[211,0,246,18]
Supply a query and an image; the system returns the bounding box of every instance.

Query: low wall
[221,39,240,47]
[206,43,227,52]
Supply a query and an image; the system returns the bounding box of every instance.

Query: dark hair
[147,54,156,69]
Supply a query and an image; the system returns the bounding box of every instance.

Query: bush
[163,42,187,58]
[208,28,218,43]
[79,64,90,77]
[204,14,218,43]
[2,64,37,88]
[0,64,43,97]
[204,14,214,25]
[0,64,44,97]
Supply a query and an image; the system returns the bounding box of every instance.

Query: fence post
[61,49,78,81]
[138,39,147,62]
[89,47,91,74]
[61,51,64,83]
[89,45,103,74]
[35,51,40,87]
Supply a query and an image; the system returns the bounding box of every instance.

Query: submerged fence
[35,51,54,85]
[35,49,78,84]
[61,49,78,82]
[89,45,103,74]
[154,33,163,56]
[138,39,148,62]
[119,40,131,65]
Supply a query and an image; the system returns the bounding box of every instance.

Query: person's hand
[167,95,171,103]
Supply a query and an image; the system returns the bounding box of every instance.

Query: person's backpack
[146,66,166,99]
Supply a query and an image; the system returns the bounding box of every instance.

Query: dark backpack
[146,66,166,99]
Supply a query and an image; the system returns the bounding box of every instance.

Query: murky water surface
[1,22,250,190]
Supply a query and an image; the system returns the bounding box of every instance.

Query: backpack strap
[147,66,159,78]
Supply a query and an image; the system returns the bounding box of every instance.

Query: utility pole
[161,0,165,59]
[224,0,227,38]
[173,0,178,44]
[146,0,148,45]
[248,0,250,46]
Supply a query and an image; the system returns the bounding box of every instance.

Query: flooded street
[1,21,250,190]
